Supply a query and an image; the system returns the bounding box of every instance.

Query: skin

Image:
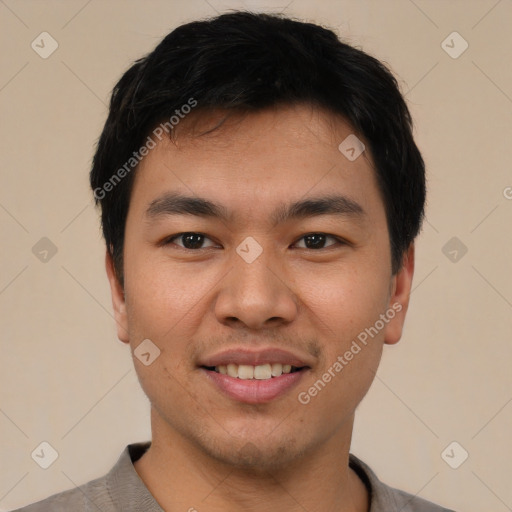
[106,103,415,512]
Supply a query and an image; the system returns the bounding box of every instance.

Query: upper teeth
[215,363,294,380]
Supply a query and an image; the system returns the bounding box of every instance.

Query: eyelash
[162,232,348,251]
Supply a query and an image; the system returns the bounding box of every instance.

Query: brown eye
[294,233,341,250]
[165,232,217,250]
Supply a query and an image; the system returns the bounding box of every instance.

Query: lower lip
[201,368,308,404]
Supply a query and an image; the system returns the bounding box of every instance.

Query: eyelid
[162,232,348,250]
[292,233,346,249]
[162,232,219,249]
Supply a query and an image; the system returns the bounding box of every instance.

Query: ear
[383,243,415,345]
[105,250,129,344]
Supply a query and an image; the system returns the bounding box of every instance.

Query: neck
[134,408,369,512]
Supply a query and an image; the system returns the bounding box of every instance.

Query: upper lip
[198,347,313,368]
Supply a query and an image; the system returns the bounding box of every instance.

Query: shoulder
[8,474,109,512]
[349,453,457,512]
[9,442,153,512]
[379,485,457,512]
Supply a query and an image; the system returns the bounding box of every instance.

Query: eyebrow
[271,195,364,225]
[145,192,365,225]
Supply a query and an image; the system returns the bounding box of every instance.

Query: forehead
[129,104,384,224]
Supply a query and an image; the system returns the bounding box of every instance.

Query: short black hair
[90,11,425,285]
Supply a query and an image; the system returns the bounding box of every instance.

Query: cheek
[295,263,389,413]
[123,251,208,337]
[293,262,390,341]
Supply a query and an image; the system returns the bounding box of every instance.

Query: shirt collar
[105,442,164,511]
[107,442,392,511]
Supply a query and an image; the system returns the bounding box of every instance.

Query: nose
[213,243,298,330]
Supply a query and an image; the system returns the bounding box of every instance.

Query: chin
[200,431,305,472]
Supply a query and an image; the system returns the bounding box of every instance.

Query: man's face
[107,104,413,470]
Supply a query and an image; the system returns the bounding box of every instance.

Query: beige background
[1,1,511,511]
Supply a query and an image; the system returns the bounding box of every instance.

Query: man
[13,11,455,512]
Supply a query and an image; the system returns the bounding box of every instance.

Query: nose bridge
[235,242,279,292]
[214,237,297,328]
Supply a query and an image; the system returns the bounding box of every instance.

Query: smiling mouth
[202,363,306,380]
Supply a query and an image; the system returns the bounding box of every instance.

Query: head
[91,12,425,470]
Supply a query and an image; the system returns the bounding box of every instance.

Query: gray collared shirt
[11,442,456,511]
